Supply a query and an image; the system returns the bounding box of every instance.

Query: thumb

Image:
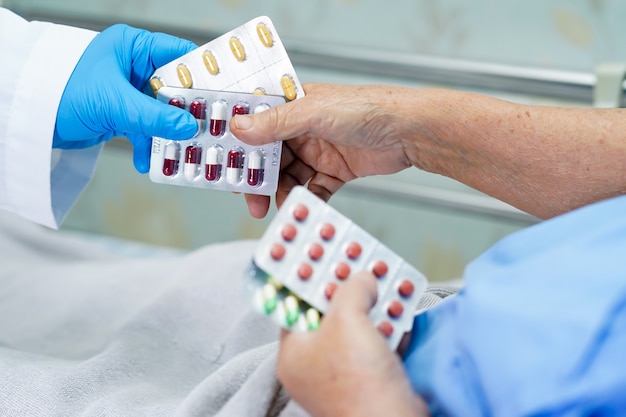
[327,271,379,317]
[230,98,314,146]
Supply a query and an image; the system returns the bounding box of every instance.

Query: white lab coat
[0,7,100,229]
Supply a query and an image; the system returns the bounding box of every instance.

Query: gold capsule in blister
[202,50,219,75]
[280,74,298,101]
[176,64,193,88]
[253,87,266,96]
[229,37,246,62]
[256,23,274,48]
[149,77,164,96]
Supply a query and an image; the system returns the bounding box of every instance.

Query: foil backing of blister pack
[150,87,285,194]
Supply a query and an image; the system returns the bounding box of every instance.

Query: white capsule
[253,103,271,114]
[164,142,178,159]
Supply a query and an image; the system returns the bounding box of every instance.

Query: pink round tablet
[308,243,324,261]
[324,282,338,300]
[372,260,388,278]
[387,300,404,318]
[319,223,335,241]
[377,321,394,338]
[398,280,415,297]
[293,204,309,222]
[281,223,297,241]
[334,262,351,280]
[345,242,362,260]
[298,262,313,280]
[270,243,286,260]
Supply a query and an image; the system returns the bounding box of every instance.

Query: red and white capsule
[247,149,264,186]
[210,100,228,137]
[232,101,250,116]
[189,98,206,135]
[226,148,244,185]
[162,141,179,177]
[183,144,202,180]
[168,95,186,109]
[205,145,223,182]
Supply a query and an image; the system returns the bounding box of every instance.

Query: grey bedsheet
[0,211,458,417]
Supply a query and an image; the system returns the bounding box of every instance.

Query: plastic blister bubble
[150,87,285,195]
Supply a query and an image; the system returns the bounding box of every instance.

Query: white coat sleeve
[0,7,99,229]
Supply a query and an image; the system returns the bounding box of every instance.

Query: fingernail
[233,114,253,130]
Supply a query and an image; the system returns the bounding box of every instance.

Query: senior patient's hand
[231,83,419,218]
[277,272,428,417]
[53,24,199,173]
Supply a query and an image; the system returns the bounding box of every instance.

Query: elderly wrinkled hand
[231,83,417,218]
[277,271,428,417]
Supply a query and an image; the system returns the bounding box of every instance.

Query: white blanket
[0,210,456,416]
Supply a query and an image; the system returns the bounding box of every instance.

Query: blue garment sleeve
[403,195,626,416]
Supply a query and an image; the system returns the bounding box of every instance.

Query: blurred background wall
[3,0,622,281]
[6,0,625,70]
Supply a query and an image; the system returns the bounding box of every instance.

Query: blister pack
[245,186,428,350]
[149,87,285,194]
[146,16,303,101]
[147,16,304,195]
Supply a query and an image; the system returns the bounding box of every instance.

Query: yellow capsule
[176,64,193,88]
[253,87,266,96]
[280,74,298,101]
[256,23,274,48]
[149,77,164,96]
[229,37,246,62]
[202,50,220,75]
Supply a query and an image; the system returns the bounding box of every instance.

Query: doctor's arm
[0,7,198,228]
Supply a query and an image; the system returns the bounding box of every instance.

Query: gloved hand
[53,24,199,173]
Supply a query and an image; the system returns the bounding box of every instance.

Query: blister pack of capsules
[146,16,303,101]
[146,16,304,195]
[245,186,428,351]
[150,87,285,194]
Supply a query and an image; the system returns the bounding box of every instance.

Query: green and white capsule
[284,295,300,327]
[305,308,320,331]
[262,283,278,314]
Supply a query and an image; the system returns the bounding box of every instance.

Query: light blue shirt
[404,194,626,416]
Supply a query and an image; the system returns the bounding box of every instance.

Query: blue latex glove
[53,24,199,173]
